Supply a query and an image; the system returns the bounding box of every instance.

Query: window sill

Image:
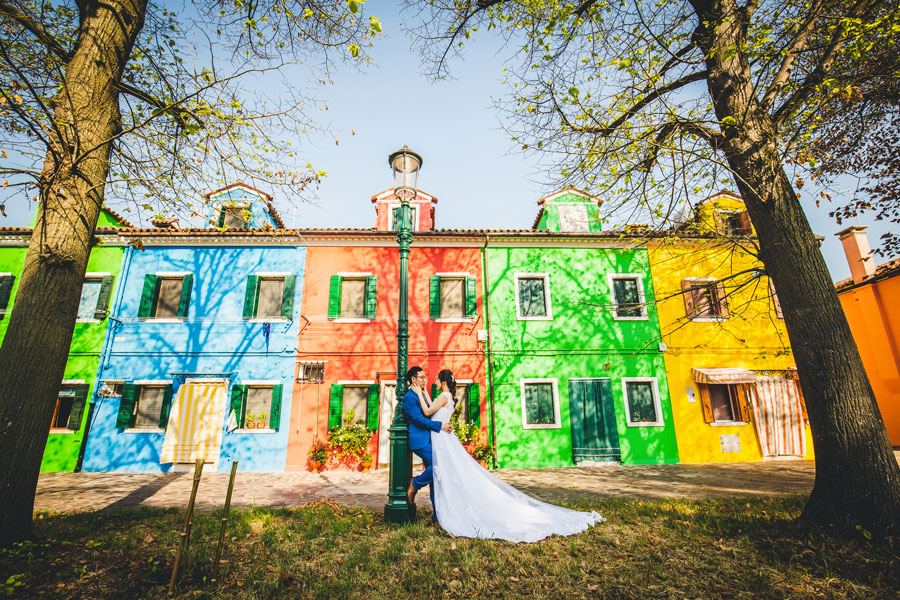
[248,318,290,323]
[434,317,476,323]
[142,318,186,324]
[613,316,649,321]
[522,423,562,430]
[122,428,165,434]
[515,316,553,321]
[332,317,373,324]
[234,428,277,434]
[49,429,76,435]
[689,317,728,323]
[626,421,665,427]
[75,319,103,324]
[708,421,747,427]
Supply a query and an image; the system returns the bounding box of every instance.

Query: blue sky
[2,1,892,282]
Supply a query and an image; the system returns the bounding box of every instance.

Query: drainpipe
[76,243,133,472]
[481,235,498,468]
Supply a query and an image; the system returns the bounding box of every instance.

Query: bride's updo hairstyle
[438,369,456,397]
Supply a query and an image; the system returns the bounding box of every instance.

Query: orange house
[835,226,900,446]
[286,190,489,470]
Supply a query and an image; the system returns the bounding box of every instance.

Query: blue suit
[402,388,442,517]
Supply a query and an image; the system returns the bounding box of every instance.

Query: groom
[403,366,452,520]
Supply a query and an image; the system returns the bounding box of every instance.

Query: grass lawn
[1,496,897,599]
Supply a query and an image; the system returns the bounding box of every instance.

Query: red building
[286,190,489,470]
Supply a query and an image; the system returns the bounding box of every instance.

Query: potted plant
[257,410,267,429]
[245,413,256,429]
[308,442,328,473]
[360,452,373,473]
[472,444,495,469]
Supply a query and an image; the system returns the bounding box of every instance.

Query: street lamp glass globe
[388,146,422,199]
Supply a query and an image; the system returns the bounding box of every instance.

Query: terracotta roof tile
[835,256,900,290]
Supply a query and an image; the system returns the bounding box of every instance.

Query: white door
[377,383,421,466]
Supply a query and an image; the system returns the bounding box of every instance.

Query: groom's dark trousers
[402,388,442,520]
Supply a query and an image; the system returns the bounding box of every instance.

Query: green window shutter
[0,275,15,319]
[467,383,481,427]
[217,207,226,228]
[158,384,174,429]
[366,384,379,430]
[429,275,441,318]
[392,206,401,230]
[281,275,296,319]
[328,384,344,430]
[243,275,259,319]
[67,384,90,430]
[176,274,193,318]
[116,384,138,428]
[328,275,342,319]
[138,275,159,318]
[94,275,114,319]
[465,276,477,317]
[230,384,245,427]
[270,384,283,429]
[431,383,438,401]
[365,275,377,319]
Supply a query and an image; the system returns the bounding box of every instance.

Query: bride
[410,369,605,542]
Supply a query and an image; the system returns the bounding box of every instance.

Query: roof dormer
[204,182,285,230]
[371,189,438,232]
[532,188,603,232]
[692,191,753,236]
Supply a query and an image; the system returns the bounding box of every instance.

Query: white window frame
[389,203,419,232]
[75,272,112,323]
[146,272,191,323]
[607,273,648,321]
[236,380,280,433]
[123,379,172,434]
[519,378,562,430]
[0,272,11,317]
[513,273,553,321]
[434,272,476,322]
[683,277,727,322]
[248,271,292,323]
[219,201,251,228]
[556,203,591,232]
[334,272,373,323]
[621,377,665,427]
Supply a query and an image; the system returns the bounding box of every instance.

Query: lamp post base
[384,502,416,524]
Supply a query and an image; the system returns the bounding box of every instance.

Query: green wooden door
[569,379,620,462]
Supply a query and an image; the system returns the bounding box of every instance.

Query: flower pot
[478,460,488,469]
[360,460,372,473]
[310,461,322,473]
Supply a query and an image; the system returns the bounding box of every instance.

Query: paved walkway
[34,458,843,514]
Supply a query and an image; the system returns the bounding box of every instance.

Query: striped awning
[691,367,758,384]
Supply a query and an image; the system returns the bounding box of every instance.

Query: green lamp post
[384,146,423,525]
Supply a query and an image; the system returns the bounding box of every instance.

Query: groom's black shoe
[407,479,418,505]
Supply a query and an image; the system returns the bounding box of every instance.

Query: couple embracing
[402,366,605,543]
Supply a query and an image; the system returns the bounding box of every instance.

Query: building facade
[835,226,900,446]
[648,192,813,463]
[82,184,305,472]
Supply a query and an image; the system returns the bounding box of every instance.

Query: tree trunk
[0,0,146,547]
[690,0,900,534]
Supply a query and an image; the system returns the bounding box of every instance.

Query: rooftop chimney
[837,225,876,285]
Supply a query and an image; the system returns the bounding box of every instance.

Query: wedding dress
[430,392,605,542]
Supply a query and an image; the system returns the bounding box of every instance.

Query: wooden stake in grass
[168,459,204,596]
[212,460,238,581]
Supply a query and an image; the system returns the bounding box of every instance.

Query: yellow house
[648,192,814,463]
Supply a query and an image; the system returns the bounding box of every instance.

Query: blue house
[82,183,305,472]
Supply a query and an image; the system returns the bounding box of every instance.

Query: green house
[484,189,679,468]
[1,207,130,472]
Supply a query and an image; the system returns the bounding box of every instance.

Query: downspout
[76,242,133,472]
[481,234,498,468]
